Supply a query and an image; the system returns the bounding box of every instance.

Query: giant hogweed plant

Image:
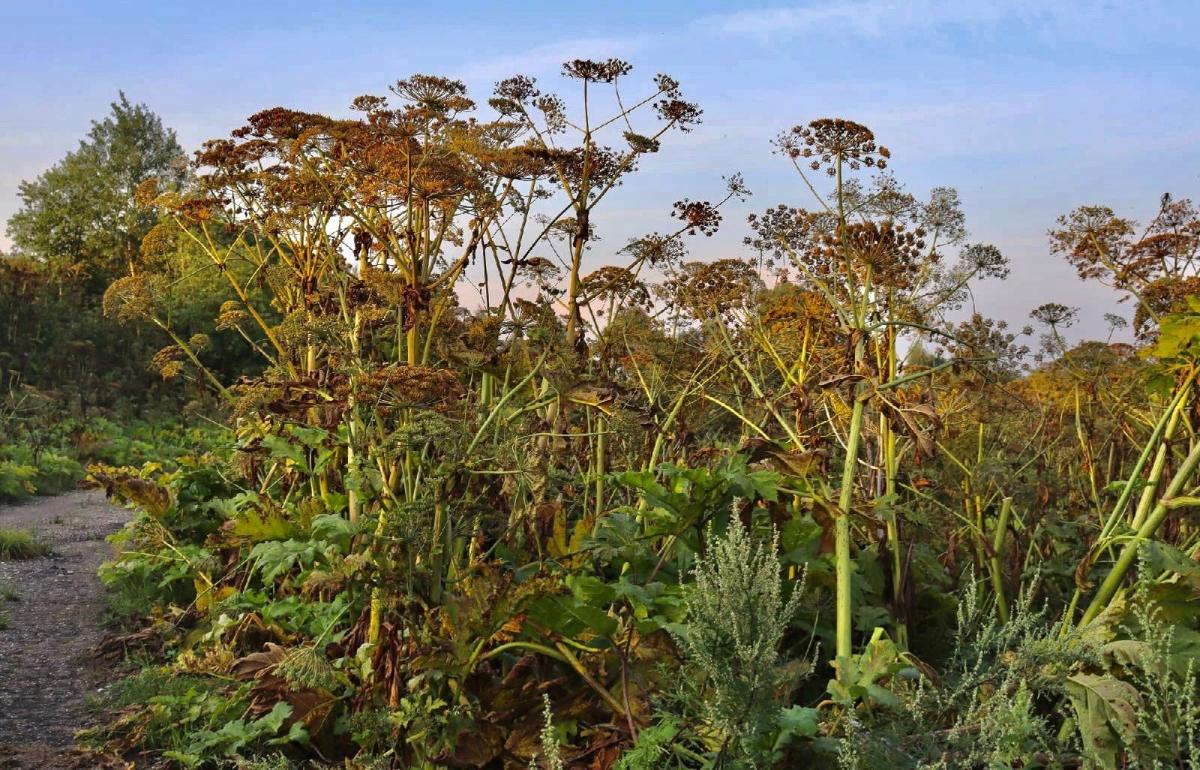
[89,57,1200,768]
[98,62,755,766]
[730,119,1013,671]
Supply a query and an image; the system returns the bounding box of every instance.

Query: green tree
[7,93,186,290]
[0,95,209,413]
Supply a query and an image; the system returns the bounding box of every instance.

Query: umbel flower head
[814,219,929,289]
[777,118,890,176]
[672,198,723,237]
[1030,302,1078,329]
[103,274,168,325]
[561,58,633,83]
[663,258,765,320]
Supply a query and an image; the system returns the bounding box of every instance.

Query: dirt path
[0,490,129,767]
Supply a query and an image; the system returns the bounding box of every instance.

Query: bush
[0,460,38,502]
[0,580,16,629]
[673,517,808,766]
[34,450,83,494]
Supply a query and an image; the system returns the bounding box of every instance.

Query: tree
[7,92,186,290]
[0,95,204,413]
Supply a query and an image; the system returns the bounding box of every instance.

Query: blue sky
[3,0,1199,340]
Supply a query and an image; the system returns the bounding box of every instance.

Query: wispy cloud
[701,0,1078,42]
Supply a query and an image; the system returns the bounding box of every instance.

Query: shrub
[0,580,16,630]
[0,460,37,502]
[673,516,806,765]
[34,450,83,494]
[80,668,306,768]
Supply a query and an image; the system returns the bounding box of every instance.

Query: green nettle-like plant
[673,517,807,765]
[826,577,1087,769]
[1117,577,1200,768]
[528,694,566,770]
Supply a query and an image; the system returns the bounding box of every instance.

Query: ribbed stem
[1080,437,1200,627]
[989,497,1013,623]
[836,393,866,671]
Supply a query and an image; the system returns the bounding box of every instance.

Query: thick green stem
[989,497,1013,623]
[428,491,447,604]
[594,414,607,518]
[1131,414,1180,530]
[1080,437,1200,627]
[836,392,867,671]
[880,324,906,647]
[1098,374,1193,542]
[368,502,389,646]
[346,311,363,523]
[1065,373,1194,623]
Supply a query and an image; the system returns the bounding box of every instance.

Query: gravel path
[0,490,129,767]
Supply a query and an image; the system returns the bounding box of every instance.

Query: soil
[0,490,130,769]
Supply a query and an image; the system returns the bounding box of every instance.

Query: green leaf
[1143,582,1200,624]
[250,539,322,582]
[268,718,309,746]
[1169,626,1200,676]
[865,683,901,709]
[566,574,617,607]
[261,434,309,472]
[1066,672,1140,769]
[1143,370,1176,398]
[311,513,357,552]
[773,705,819,750]
[228,507,301,543]
[288,424,331,450]
[1101,639,1156,672]
[1140,540,1200,578]
[826,633,909,708]
[527,595,618,638]
[1150,313,1200,360]
[255,701,294,734]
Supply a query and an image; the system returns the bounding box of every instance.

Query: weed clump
[0,527,51,560]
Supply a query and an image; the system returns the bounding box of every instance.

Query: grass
[0,580,15,629]
[0,527,52,560]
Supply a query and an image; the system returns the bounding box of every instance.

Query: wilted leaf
[1066,672,1140,769]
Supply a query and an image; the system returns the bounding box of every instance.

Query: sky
[2,0,1199,341]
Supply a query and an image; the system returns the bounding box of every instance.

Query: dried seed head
[777,118,889,175]
[493,75,538,108]
[390,74,474,115]
[216,300,249,331]
[654,98,703,131]
[103,274,166,324]
[151,345,184,379]
[621,232,685,268]
[561,58,633,83]
[623,131,661,154]
[1030,302,1079,329]
[672,199,722,237]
